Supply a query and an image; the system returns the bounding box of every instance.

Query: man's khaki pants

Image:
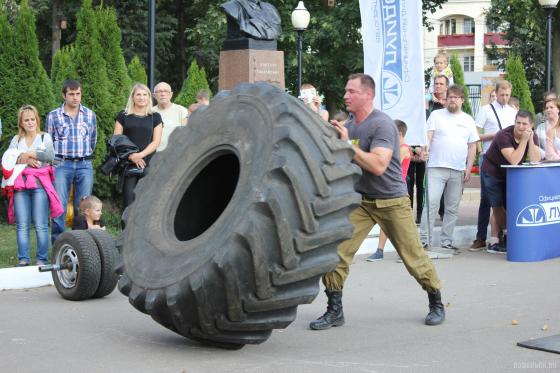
[323,196,442,293]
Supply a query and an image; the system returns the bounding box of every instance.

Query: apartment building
[423,0,508,106]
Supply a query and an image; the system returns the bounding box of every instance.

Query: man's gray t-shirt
[346,109,407,199]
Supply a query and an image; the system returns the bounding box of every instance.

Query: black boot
[425,290,445,325]
[309,290,345,330]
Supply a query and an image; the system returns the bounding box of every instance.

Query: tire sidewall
[123,90,277,289]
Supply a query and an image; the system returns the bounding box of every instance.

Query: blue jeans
[51,159,94,243]
[14,187,50,263]
[475,154,490,241]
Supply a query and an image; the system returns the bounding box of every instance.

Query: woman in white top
[8,105,55,266]
[535,98,560,153]
[543,99,560,160]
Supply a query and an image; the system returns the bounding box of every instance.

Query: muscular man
[152,82,189,151]
[481,111,541,253]
[420,85,479,252]
[470,80,517,250]
[309,74,445,330]
[47,79,97,243]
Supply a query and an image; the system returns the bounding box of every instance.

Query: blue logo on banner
[381,0,403,110]
[515,202,560,227]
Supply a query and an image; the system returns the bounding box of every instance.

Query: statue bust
[220,0,282,41]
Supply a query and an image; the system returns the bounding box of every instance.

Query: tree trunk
[552,8,560,94]
[176,0,187,84]
[51,0,61,58]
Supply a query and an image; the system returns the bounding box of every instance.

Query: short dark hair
[447,85,464,99]
[62,79,81,94]
[433,75,449,86]
[394,119,407,136]
[516,110,534,124]
[348,73,375,93]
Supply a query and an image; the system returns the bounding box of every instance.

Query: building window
[464,17,475,34]
[485,55,499,67]
[441,18,457,35]
[463,55,475,72]
[486,23,499,33]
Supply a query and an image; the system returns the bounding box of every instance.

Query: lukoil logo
[380,0,403,110]
[516,200,560,227]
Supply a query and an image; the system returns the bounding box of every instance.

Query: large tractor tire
[86,229,120,298]
[52,231,101,301]
[117,83,361,348]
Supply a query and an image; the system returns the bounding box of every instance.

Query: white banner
[359,0,427,146]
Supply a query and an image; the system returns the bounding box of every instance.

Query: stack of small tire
[117,83,362,349]
[51,230,120,301]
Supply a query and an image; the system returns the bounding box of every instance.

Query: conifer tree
[175,59,212,108]
[505,54,535,114]
[0,11,18,149]
[12,0,55,124]
[96,6,131,113]
[51,45,78,99]
[74,0,115,198]
[449,54,473,116]
[127,56,147,86]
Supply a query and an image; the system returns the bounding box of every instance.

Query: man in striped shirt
[47,79,97,243]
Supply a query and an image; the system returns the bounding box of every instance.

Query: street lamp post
[538,0,559,92]
[291,2,310,96]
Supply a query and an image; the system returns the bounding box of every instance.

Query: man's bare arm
[353,146,392,176]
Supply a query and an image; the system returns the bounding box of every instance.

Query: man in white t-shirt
[152,81,189,151]
[420,85,479,252]
[469,80,517,251]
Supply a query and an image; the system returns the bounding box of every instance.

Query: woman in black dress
[113,83,163,208]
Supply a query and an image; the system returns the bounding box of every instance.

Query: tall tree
[12,0,55,122]
[50,45,78,98]
[96,6,131,113]
[128,55,147,86]
[74,0,114,198]
[486,0,560,110]
[175,59,211,108]
[505,54,535,114]
[0,10,18,148]
[449,54,473,116]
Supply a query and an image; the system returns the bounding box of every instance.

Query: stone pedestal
[219,49,285,91]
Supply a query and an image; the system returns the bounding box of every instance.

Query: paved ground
[1,249,559,373]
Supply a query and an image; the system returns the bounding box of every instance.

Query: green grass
[0,209,122,268]
[0,223,33,268]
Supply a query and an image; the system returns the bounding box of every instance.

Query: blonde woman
[113,83,163,208]
[8,105,58,266]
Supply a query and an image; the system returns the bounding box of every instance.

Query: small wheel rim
[55,243,79,289]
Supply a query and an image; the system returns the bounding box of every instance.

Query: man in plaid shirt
[47,79,97,243]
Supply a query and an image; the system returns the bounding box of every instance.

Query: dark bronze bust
[220,0,282,41]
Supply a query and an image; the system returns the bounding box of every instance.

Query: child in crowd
[74,195,105,230]
[428,50,454,94]
[367,120,412,261]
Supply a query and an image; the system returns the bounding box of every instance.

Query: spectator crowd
[1,58,559,274]
[1,79,209,267]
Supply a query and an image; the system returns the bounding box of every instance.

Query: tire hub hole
[174,152,240,241]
